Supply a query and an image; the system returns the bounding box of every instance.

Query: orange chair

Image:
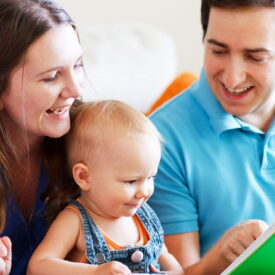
[146,72,197,116]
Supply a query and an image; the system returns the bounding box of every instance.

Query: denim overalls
[69,200,164,273]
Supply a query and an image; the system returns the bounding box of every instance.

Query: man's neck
[240,107,274,132]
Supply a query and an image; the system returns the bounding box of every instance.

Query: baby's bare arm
[156,244,184,275]
[27,209,131,275]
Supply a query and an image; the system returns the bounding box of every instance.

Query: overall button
[95,253,105,263]
[131,250,144,263]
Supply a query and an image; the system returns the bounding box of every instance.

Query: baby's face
[83,132,161,219]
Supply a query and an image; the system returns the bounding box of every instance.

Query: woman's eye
[43,72,59,82]
[74,62,83,70]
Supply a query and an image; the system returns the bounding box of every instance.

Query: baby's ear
[72,163,91,191]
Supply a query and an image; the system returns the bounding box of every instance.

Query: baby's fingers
[0,237,12,275]
[0,237,11,260]
[149,264,161,273]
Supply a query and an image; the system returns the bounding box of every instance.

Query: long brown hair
[42,100,83,225]
[0,0,77,232]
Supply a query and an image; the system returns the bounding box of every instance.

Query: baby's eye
[125,180,137,185]
[148,175,156,181]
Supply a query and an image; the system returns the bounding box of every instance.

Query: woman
[0,0,84,274]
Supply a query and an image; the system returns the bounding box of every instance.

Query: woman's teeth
[47,107,67,114]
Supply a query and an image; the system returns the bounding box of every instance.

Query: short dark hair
[201,0,275,38]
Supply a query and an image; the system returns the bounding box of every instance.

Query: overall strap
[134,203,163,271]
[137,203,164,240]
[68,199,111,264]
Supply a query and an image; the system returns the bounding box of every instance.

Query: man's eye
[248,56,265,63]
[212,49,227,55]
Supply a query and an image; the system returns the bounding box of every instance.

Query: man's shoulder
[150,87,208,132]
[149,72,211,119]
[150,89,196,120]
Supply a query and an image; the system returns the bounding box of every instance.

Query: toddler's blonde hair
[67,100,162,170]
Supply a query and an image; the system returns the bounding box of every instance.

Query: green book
[221,223,275,275]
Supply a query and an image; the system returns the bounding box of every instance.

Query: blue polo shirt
[0,168,47,275]
[148,69,275,255]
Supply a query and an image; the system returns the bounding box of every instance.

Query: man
[149,0,275,274]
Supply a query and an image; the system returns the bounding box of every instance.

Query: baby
[28,100,183,275]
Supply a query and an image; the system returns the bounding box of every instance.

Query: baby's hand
[149,263,183,275]
[149,264,161,273]
[218,219,268,263]
[0,236,12,275]
[95,261,131,275]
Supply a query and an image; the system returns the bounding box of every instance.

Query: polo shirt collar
[266,118,275,136]
[192,69,267,135]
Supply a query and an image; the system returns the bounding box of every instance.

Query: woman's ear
[72,163,91,191]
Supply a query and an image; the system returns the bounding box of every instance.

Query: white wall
[56,0,204,75]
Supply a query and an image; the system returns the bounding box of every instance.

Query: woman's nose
[61,72,84,99]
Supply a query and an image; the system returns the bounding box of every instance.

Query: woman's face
[0,24,84,141]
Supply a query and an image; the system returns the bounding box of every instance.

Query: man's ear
[72,163,91,191]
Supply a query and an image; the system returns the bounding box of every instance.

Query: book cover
[221,222,275,275]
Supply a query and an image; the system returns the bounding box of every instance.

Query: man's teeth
[226,86,251,95]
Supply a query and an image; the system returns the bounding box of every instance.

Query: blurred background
[56,0,203,112]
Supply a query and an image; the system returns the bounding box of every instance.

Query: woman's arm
[27,209,131,275]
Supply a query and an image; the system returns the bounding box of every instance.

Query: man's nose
[223,57,246,89]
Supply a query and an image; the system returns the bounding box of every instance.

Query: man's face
[204,7,275,124]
